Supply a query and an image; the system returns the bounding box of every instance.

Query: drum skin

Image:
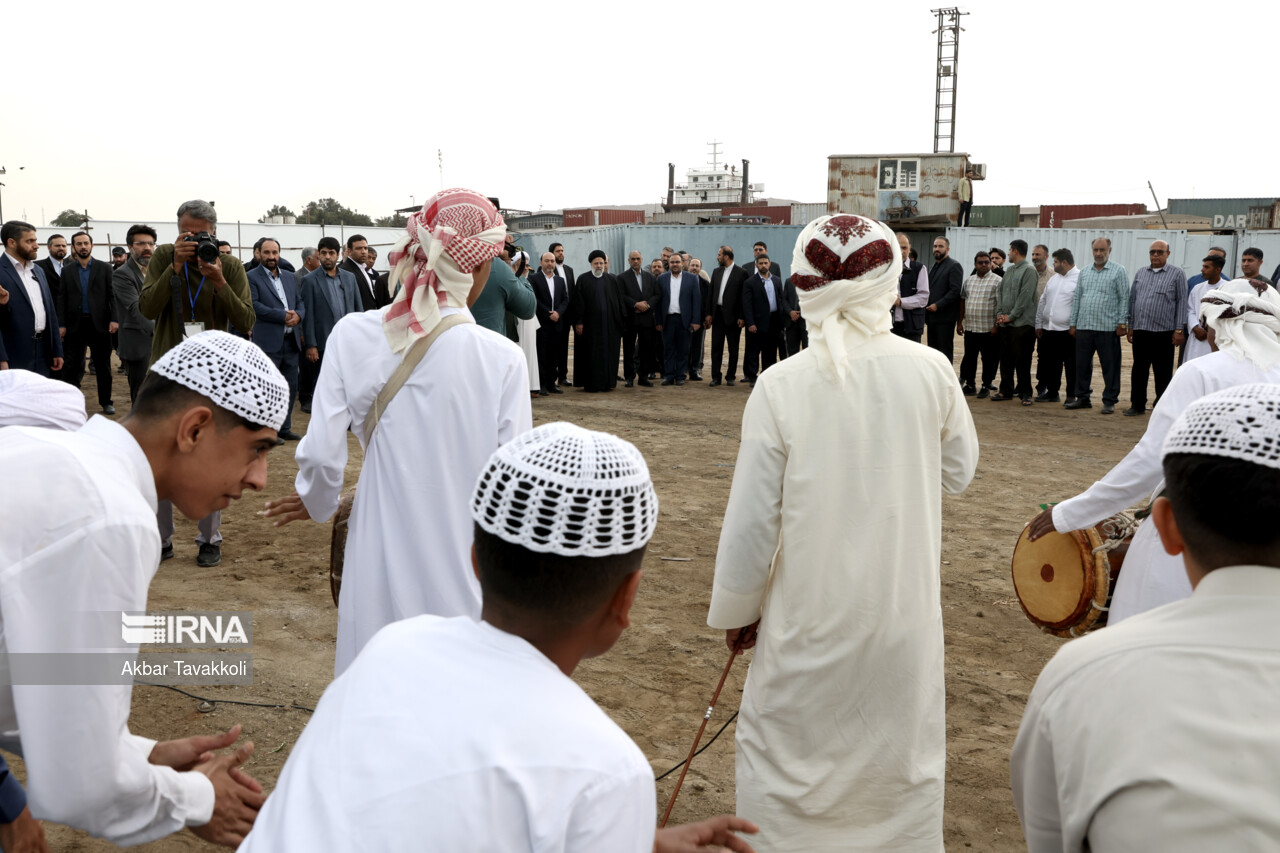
[329,490,356,607]
[1011,517,1132,637]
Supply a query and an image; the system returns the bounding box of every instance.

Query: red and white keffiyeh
[383,188,507,353]
[789,214,900,382]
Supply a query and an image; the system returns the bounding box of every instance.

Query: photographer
[139,199,256,569]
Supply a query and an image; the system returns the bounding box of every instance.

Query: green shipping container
[967,205,1020,228]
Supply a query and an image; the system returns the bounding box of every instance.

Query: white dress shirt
[1012,566,1280,853]
[6,253,47,332]
[1184,278,1224,362]
[266,268,294,337]
[1034,267,1080,331]
[760,274,778,312]
[0,417,214,843]
[240,616,656,852]
[668,272,682,315]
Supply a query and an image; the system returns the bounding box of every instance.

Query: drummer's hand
[726,621,759,654]
[1027,508,1058,541]
[262,494,311,527]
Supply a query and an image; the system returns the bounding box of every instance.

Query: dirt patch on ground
[30,346,1150,851]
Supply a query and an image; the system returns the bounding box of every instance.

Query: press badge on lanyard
[184,270,208,338]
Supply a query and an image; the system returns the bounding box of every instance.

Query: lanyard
[183,267,206,319]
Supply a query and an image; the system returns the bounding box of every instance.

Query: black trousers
[926,319,957,365]
[122,358,149,403]
[621,322,655,383]
[661,317,692,380]
[689,326,706,375]
[537,323,561,390]
[959,330,999,388]
[785,317,808,356]
[892,321,923,343]
[63,317,113,406]
[556,325,571,384]
[649,327,664,377]
[1074,330,1122,405]
[269,341,301,431]
[1130,330,1175,409]
[1037,329,1076,397]
[958,200,972,226]
[997,324,1035,399]
[299,349,324,404]
[744,318,784,381]
[710,309,741,381]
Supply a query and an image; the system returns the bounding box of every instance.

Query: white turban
[1199,278,1280,370]
[0,369,88,431]
[789,214,901,382]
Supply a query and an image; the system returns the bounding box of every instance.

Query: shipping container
[1038,204,1146,229]
[790,202,828,226]
[1166,197,1280,230]
[967,205,1020,228]
[562,208,646,227]
[719,205,791,225]
[827,153,970,227]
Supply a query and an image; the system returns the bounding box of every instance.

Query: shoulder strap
[363,313,471,441]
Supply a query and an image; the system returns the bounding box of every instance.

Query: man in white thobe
[0,331,284,846]
[1028,279,1280,621]
[708,215,979,852]
[267,189,532,675]
[1183,254,1227,362]
[1013,383,1280,852]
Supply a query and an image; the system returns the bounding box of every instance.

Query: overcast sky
[4,0,1273,227]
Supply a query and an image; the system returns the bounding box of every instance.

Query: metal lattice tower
[932,7,968,154]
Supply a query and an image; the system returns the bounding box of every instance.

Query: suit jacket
[112,258,154,361]
[374,271,395,307]
[300,268,360,353]
[34,258,64,299]
[528,270,570,331]
[58,258,116,334]
[557,263,576,309]
[741,273,786,334]
[927,256,964,323]
[0,256,63,369]
[340,258,375,311]
[247,266,305,355]
[709,264,747,323]
[616,267,659,329]
[782,279,806,330]
[656,272,702,326]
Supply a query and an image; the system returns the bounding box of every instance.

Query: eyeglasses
[1149,250,1167,255]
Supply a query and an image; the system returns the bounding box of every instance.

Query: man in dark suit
[783,277,807,357]
[34,234,69,298]
[59,231,117,413]
[0,221,64,376]
[926,236,964,365]
[549,242,575,386]
[741,254,787,386]
[248,238,305,440]
[112,224,157,402]
[529,251,570,395]
[741,240,782,279]
[617,250,659,387]
[708,245,747,386]
[340,234,377,310]
[655,253,701,386]
[299,236,361,412]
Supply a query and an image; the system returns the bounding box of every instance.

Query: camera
[183,231,221,264]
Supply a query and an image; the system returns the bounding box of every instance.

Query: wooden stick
[658,627,754,828]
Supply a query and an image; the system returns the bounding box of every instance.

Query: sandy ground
[24,337,1155,851]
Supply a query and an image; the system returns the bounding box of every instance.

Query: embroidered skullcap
[1162,383,1280,471]
[383,189,507,354]
[588,249,606,263]
[1198,278,1280,370]
[788,214,901,382]
[471,422,659,557]
[0,369,87,431]
[150,331,289,431]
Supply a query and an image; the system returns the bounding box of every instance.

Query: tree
[51,209,88,227]
[375,212,408,228]
[297,198,374,227]
[258,204,297,223]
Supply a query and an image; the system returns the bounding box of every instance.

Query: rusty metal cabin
[827,153,976,230]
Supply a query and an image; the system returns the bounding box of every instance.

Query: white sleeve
[0,521,215,845]
[295,323,354,522]
[1186,283,1202,332]
[1052,364,1207,532]
[1035,283,1049,330]
[497,351,534,444]
[707,382,787,630]
[939,372,979,495]
[564,769,655,853]
[1011,681,1073,853]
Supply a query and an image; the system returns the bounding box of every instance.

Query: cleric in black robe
[572,250,627,392]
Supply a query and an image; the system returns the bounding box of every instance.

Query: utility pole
[931,8,968,154]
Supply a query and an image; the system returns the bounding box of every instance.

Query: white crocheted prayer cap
[471,422,659,557]
[0,369,87,431]
[150,331,289,431]
[1162,383,1280,470]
